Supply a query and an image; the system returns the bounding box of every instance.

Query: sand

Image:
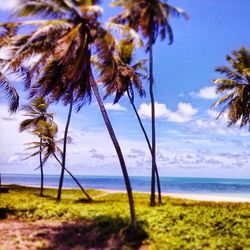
[101,189,250,203]
[165,193,250,202]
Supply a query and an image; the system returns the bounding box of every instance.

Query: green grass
[1,185,250,249]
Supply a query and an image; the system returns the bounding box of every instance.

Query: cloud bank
[190,86,218,100]
[138,102,198,123]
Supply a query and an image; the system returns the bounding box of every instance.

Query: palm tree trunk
[53,153,92,201]
[57,98,73,201]
[90,75,137,230]
[39,139,44,197]
[65,167,92,201]
[149,33,157,207]
[155,166,162,204]
[127,90,162,204]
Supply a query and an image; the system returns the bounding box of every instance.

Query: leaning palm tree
[101,38,162,203]
[57,96,74,201]
[212,47,250,128]
[112,0,188,206]
[20,97,53,196]
[2,0,137,229]
[26,120,92,201]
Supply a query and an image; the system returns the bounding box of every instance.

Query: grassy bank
[1,185,250,249]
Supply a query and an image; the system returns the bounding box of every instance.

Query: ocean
[2,174,250,198]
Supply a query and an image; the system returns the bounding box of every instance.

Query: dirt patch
[0,219,147,250]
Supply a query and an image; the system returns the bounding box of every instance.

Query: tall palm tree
[101,38,162,203]
[3,0,137,229]
[26,119,92,201]
[112,0,188,206]
[20,97,53,196]
[57,96,73,201]
[212,47,250,128]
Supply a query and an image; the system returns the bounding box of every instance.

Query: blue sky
[1,0,250,178]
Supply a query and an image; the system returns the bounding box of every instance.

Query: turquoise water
[2,174,250,197]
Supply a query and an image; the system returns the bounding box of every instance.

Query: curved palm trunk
[53,153,92,201]
[127,90,162,204]
[91,76,137,230]
[57,98,73,201]
[39,139,44,197]
[149,33,157,207]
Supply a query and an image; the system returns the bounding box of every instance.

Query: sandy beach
[99,188,250,203]
[165,193,250,203]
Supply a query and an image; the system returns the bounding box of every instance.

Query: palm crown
[20,97,54,132]
[212,47,250,128]
[100,38,146,104]
[3,0,116,111]
[111,0,188,49]
[25,120,61,165]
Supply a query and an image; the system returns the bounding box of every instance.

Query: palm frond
[106,22,143,48]
[211,92,235,109]
[0,71,19,113]
[14,0,68,18]
[212,47,250,128]
[213,79,243,93]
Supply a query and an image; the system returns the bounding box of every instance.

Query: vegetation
[112,0,188,206]
[24,118,92,201]
[1,186,250,249]
[212,47,250,128]
[0,69,19,114]
[20,97,54,196]
[0,0,138,228]
[1,0,250,247]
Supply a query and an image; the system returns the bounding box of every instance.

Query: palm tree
[112,0,188,206]
[101,38,162,203]
[212,47,250,128]
[3,0,137,229]
[57,97,73,201]
[26,120,92,201]
[20,97,53,196]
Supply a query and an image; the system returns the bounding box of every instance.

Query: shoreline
[4,183,250,203]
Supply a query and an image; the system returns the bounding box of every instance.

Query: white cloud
[0,0,18,10]
[168,103,198,123]
[0,47,12,60]
[104,102,127,111]
[138,102,198,123]
[194,109,248,136]
[7,155,19,164]
[138,102,168,119]
[190,86,218,100]
[207,110,219,119]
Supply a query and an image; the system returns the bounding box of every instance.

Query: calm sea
[2,174,250,198]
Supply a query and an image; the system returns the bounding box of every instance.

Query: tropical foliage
[2,186,250,250]
[212,47,250,128]
[1,0,138,229]
[101,38,146,103]
[0,69,19,114]
[1,0,250,248]
[20,97,54,196]
[25,118,92,201]
[112,0,188,206]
